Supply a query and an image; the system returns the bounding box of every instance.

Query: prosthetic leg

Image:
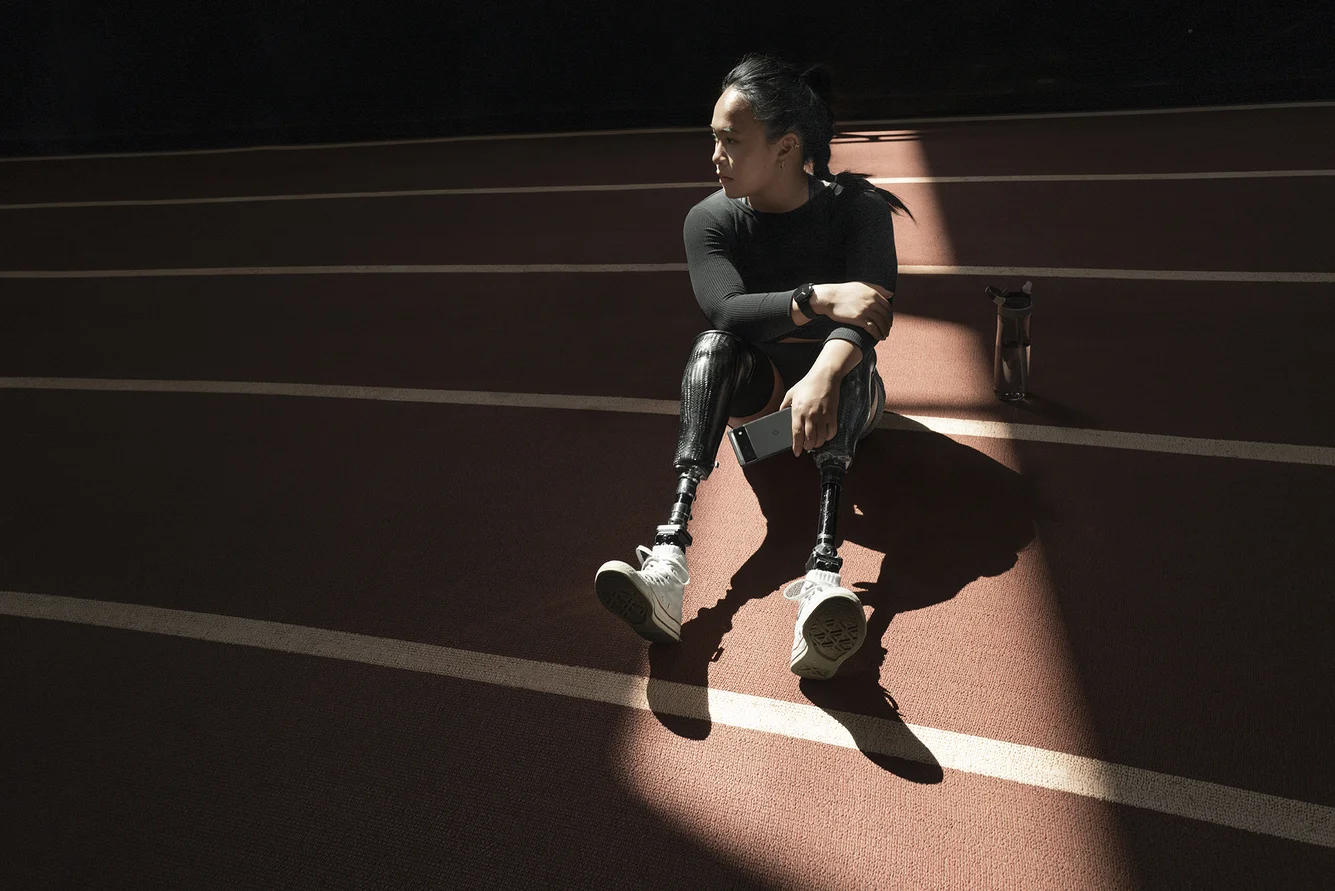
[596,330,758,644]
[785,350,886,679]
[806,351,886,572]
[654,329,758,550]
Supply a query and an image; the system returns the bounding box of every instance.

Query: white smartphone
[727,407,794,466]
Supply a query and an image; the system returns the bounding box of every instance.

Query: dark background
[2,1,1333,156]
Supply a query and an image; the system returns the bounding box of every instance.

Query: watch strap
[794,283,818,321]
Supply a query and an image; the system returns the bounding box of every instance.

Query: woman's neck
[744,172,811,214]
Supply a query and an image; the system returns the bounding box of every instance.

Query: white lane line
[903,416,1335,466]
[4,169,1331,209]
[0,377,682,415]
[842,100,1335,127]
[2,589,1331,848]
[0,182,719,210]
[4,101,1332,163]
[4,377,1333,467]
[902,266,1335,284]
[0,126,704,163]
[1,264,1332,284]
[870,170,1335,184]
[0,264,689,277]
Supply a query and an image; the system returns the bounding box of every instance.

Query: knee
[682,329,753,390]
[687,329,744,360]
[812,355,880,467]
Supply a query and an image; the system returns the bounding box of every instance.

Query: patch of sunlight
[608,129,1138,889]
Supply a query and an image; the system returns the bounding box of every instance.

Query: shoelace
[783,577,831,601]
[635,545,690,588]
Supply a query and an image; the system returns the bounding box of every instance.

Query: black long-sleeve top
[682,173,898,356]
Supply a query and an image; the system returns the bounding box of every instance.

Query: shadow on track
[647,415,1037,782]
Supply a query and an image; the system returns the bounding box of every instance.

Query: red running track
[2,103,1334,889]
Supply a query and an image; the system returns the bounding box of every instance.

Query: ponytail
[797,62,914,220]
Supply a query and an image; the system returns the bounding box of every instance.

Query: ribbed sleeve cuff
[758,289,801,333]
[823,325,879,357]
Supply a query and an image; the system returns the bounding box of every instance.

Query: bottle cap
[987,283,1032,308]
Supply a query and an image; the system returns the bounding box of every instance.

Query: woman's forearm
[807,338,863,383]
[790,283,835,327]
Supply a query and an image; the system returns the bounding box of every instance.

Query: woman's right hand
[813,282,894,340]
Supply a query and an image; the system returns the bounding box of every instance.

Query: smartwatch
[794,282,818,321]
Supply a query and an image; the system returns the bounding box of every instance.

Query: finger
[877,313,892,339]
[792,413,803,456]
[780,388,794,410]
[803,415,817,452]
[816,419,831,450]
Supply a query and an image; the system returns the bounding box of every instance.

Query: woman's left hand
[781,370,840,456]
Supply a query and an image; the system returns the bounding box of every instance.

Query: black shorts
[727,341,826,419]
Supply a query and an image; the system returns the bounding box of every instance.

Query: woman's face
[710,88,796,200]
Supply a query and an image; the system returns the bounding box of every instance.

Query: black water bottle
[986,281,1032,402]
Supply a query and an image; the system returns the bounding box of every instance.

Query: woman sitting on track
[595,53,912,680]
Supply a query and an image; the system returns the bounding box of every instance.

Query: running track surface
[2,105,1334,889]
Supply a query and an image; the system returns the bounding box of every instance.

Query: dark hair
[721,53,913,220]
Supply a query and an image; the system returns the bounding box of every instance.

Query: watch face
[797,285,816,319]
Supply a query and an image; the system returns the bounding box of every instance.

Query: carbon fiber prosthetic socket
[807,352,886,572]
[673,330,753,473]
[654,330,754,549]
[814,350,885,471]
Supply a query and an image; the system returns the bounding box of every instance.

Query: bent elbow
[707,302,749,335]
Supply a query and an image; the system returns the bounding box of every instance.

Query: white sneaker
[783,569,867,679]
[595,543,688,644]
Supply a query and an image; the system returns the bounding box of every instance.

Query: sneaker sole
[595,562,681,644]
[790,594,866,679]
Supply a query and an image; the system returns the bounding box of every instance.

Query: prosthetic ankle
[656,331,754,550]
[653,465,708,549]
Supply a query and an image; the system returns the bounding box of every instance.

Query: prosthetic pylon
[806,454,850,572]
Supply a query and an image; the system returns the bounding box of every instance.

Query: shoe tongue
[652,544,685,561]
[809,569,841,588]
